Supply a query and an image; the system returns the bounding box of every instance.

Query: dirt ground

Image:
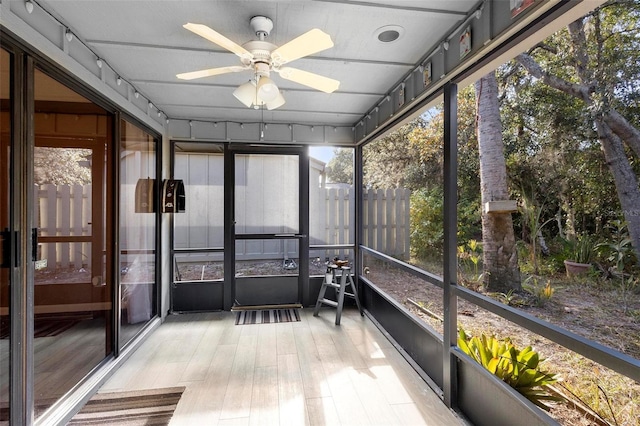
[366,263,640,426]
[175,257,329,281]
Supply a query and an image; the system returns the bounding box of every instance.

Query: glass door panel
[119,119,158,347]
[33,69,112,414]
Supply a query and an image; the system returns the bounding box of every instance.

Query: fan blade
[176,65,247,80]
[278,67,340,93]
[271,29,334,65]
[183,23,252,59]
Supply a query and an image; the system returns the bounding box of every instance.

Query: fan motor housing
[250,16,273,37]
[242,40,277,67]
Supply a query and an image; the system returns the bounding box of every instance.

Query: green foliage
[362,119,426,190]
[568,234,596,264]
[523,276,555,307]
[409,188,443,260]
[325,148,354,184]
[494,289,522,307]
[410,189,481,263]
[519,195,555,274]
[597,220,638,313]
[457,199,482,245]
[501,0,640,245]
[458,239,483,283]
[458,329,564,410]
[597,220,635,272]
[34,147,92,185]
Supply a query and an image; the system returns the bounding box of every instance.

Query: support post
[223,146,234,310]
[442,81,458,408]
[355,143,363,305]
[299,148,310,305]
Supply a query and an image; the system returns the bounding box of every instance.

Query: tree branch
[567,19,592,84]
[515,53,592,101]
[516,53,640,159]
[604,110,640,158]
[527,42,558,56]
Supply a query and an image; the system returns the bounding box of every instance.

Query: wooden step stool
[313,264,363,325]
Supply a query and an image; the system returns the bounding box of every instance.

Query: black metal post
[223,145,234,310]
[354,143,363,302]
[442,81,458,408]
[112,112,121,356]
[299,148,310,305]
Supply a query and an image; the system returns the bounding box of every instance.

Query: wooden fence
[310,187,410,261]
[35,183,411,270]
[36,184,92,269]
[363,188,411,260]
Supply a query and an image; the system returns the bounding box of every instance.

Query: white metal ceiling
[39,0,478,127]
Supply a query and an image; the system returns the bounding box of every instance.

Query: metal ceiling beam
[310,0,468,15]
[86,39,416,68]
[134,79,387,97]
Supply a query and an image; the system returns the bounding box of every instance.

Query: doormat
[0,387,185,424]
[235,308,301,325]
[67,386,185,425]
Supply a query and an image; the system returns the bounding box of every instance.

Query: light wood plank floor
[100,308,463,426]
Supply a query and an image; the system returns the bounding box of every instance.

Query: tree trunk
[595,120,640,254]
[475,72,522,292]
[561,195,577,241]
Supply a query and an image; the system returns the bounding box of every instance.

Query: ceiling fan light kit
[177,15,339,110]
[233,81,258,108]
[257,76,279,102]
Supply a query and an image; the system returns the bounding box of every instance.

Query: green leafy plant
[523,276,556,307]
[597,220,638,313]
[458,239,483,285]
[569,234,596,264]
[597,220,633,271]
[520,196,555,275]
[493,289,523,307]
[410,188,444,260]
[458,328,564,410]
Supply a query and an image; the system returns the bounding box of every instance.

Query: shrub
[410,188,480,262]
[568,234,596,264]
[458,328,564,410]
[523,276,555,307]
[410,188,444,260]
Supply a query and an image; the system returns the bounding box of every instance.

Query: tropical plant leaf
[457,328,562,410]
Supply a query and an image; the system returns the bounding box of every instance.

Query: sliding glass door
[0,46,13,423]
[32,69,113,417]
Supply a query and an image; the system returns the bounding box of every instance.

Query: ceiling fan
[176,16,340,110]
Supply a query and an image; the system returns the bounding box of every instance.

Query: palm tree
[475,71,521,292]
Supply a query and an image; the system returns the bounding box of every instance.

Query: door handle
[31,228,38,262]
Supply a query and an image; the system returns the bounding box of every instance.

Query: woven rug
[235,308,301,325]
[68,386,185,425]
[0,313,92,339]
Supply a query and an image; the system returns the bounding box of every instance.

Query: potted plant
[564,235,594,276]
